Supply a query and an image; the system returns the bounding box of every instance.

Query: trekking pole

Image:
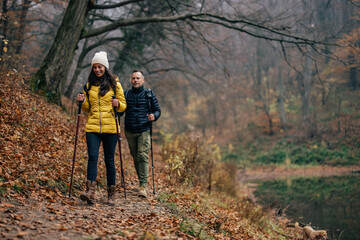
[149,122,155,195]
[113,96,126,199]
[146,90,156,195]
[69,96,83,198]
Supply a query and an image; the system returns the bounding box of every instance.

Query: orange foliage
[0,68,297,239]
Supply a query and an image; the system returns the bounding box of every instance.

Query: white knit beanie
[91,51,109,69]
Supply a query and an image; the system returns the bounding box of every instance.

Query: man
[123,70,161,198]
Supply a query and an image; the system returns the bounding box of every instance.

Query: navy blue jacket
[123,85,161,133]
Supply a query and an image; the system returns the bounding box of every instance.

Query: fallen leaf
[2,202,15,208]
[17,231,29,237]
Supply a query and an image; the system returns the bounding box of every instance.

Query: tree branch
[190,14,333,46]
[91,0,145,10]
[348,0,360,7]
[81,13,198,38]
[81,12,340,48]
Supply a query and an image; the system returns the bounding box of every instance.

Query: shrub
[255,151,286,164]
[162,133,219,187]
[161,133,238,196]
[290,148,327,165]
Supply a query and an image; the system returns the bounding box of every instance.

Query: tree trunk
[0,0,9,59]
[254,40,273,135]
[64,12,98,98]
[297,54,313,137]
[64,38,90,98]
[15,0,31,55]
[277,61,286,130]
[30,0,91,104]
[208,96,218,134]
[64,36,126,98]
[349,54,358,90]
[302,56,312,123]
[233,96,237,125]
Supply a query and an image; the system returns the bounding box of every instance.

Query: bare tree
[15,0,31,54]
[29,0,339,104]
[0,0,9,61]
[30,0,90,101]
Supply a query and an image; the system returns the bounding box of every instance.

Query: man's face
[131,72,144,88]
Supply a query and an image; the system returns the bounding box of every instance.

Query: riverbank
[237,165,360,202]
[250,172,360,240]
[237,165,360,183]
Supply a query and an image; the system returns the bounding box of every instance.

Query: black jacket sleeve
[150,90,161,121]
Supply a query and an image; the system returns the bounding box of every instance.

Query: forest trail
[0,71,304,239]
[0,180,182,240]
[0,71,188,239]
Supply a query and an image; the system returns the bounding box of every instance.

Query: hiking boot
[138,186,147,198]
[80,180,96,204]
[107,185,116,206]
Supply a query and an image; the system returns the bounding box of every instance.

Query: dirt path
[0,180,178,240]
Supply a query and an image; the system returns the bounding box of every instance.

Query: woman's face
[92,64,106,77]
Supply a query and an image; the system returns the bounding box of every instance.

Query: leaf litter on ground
[0,69,301,239]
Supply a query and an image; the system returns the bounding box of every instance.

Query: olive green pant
[125,130,150,187]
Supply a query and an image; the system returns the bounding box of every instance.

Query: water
[253,174,360,240]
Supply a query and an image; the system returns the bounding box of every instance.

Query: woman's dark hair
[87,67,116,96]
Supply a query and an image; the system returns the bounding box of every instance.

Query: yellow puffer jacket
[81,82,126,134]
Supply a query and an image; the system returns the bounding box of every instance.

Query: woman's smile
[93,64,105,77]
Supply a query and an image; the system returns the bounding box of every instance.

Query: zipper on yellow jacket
[98,94,102,133]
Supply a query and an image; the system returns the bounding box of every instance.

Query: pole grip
[78,101,83,114]
[112,95,117,117]
[78,92,84,114]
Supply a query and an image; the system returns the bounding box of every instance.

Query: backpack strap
[112,75,119,96]
[112,85,117,96]
[83,84,91,109]
[124,89,129,100]
[83,84,88,97]
[111,83,122,120]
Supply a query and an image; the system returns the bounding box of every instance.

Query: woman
[76,51,126,205]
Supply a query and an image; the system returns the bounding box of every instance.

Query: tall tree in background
[15,0,31,54]
[64,0,169,98]
[30,0,335,104]
[0,0,62,67]
[0,0,9,60]
[3,0,355,140]
[31,0,90,101]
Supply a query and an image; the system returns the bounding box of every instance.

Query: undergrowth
[156,188,289,240]
[159,133,291,239]
[161,133,238,196]
[222,137,360,167]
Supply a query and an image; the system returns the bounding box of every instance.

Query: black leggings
[86,132,117,186]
